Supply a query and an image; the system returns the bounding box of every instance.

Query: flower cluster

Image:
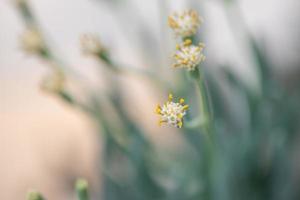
[168,9,205,72]
[156,94,189,128]
[155,10,205,128]
[173,39,205,71]
[168,10,202,38]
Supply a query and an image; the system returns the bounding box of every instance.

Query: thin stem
[191,69,215,200]
[190,68,214,139]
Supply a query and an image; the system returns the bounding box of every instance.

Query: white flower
[156,94,189,128]
[20,28,46,55]
[173,39,205,71]
[80,34,104,56]
[168,9,202,37]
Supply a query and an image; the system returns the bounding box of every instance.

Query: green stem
[190,68,214,139]
[190,69,215,200]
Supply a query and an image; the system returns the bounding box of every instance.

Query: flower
[41,70,65,94]
[155,94,189,128]
[13,0,27,8]
[173,39,205,71]
[168,9,202,37]
[20,28,46,55]
[80,34,105,56]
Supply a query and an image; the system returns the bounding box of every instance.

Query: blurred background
[1,0,300,199]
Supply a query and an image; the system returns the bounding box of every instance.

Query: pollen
[155,94,189,128]
[168,9,202,37]
[173,40,205,71]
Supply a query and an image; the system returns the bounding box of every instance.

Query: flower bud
[26,190,45,200]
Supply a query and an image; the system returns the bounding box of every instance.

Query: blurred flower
[80,34,105,57]
[13,0,27,7]
[41,70,65,94]
[156,94,189,128]
[20,28,46,55]
[168,9,202,37]
[173,39,205,71]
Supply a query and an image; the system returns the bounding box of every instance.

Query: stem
[190,68,214,139]
[191,69,215,200]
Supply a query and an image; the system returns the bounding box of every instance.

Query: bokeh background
[1,0,300,199]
